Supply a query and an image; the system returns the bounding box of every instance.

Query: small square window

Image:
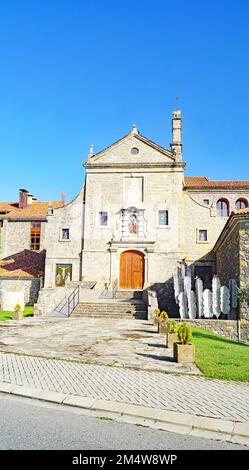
[158,210,168,226]
[203,199,209,205]
[62,228,70,240]
[199,230,207,241]
[99,211,108,226]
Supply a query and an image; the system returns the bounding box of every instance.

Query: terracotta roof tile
[231,207,249,215]
[0,202,19,212]
[0,201,63,219]
[184,176,249,189]
[0,250,45,278]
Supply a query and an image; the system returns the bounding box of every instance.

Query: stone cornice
[108,239,156,252]
[109,239,155,245]
[6,217,47,222]
[84,162,186,170]
[184,187,249,193]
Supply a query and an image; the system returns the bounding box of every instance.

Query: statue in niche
[128,211,138,234]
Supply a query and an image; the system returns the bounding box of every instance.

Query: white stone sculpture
[147,290,158,320]
[188,290,197,319]
[195,277,204,318]
[184,275,191,297]
[179,291,188,319]
[203,289,213,318]
[212,275,221,318]
[220,285,230,315]
[173,268,183,304]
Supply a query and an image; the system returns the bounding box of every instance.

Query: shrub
[169,320,178,334]
[159,310,168,322]
[154,307,161,317]
[178,322,192,344]
[14,304,21,312]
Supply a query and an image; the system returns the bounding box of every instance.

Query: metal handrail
[54,285,80,317]
[54,296,68,315]
[67,285,80,317]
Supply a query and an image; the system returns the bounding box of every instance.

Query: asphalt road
[0,393,247,450]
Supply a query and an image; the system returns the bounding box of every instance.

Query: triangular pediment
[87,130,175,166]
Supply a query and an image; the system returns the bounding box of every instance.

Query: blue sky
[0,0,249,202]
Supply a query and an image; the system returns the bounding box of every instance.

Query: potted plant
[158,310,169,334]
[166,320,179,348]
[154,307,161,326]
[173,322,195,365]
[12,304,23,320]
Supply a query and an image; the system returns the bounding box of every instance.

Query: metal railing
[67,285,80,317]
[54,285,80,317]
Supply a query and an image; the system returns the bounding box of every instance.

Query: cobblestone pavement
[0,352,249,422]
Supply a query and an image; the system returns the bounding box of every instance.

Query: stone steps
[115,290,144,300]
[71,300,147,319]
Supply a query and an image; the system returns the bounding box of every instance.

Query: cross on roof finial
[176,96,179,110]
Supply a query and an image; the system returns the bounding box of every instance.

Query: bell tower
[170,109,182,161]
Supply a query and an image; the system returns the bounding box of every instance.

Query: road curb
[0,381,248,447]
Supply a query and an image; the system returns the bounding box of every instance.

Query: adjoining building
[0,250,45,306]
[214,207,249,321]
[0,189,63,259]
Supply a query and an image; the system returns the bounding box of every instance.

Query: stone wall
[215,218,249,320]
[238,220,249,287]
[172,318,249,344]
[1,220,46,258]
[238,220,249,320]
[216,222,240,285]
[0,278,41,306]
[44,189,84,288]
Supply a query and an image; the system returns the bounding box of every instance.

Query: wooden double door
[119,250,144,289]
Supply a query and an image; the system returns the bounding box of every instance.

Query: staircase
[115,289,143,300]
[71,298,147,319]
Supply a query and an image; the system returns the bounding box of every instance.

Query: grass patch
[192,327,249,382]
[0,306,34,322]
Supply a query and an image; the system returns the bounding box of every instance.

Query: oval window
[131,147,139,155]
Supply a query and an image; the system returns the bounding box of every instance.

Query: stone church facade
[1,109,249,312]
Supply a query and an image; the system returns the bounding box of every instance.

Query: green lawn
[0,306,34,321]
[192,327,249,382]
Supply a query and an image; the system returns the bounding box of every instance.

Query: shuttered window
[30,222,41,250]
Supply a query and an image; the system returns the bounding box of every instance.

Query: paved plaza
[0,317,200,374]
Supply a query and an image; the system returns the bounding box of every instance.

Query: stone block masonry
[172,318,249,344]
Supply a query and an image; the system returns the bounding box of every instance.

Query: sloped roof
[0,250,45,278]
[231,207,249,215]
[1,201,63,220]
[0,202,19,212]
[184,176,249,189]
